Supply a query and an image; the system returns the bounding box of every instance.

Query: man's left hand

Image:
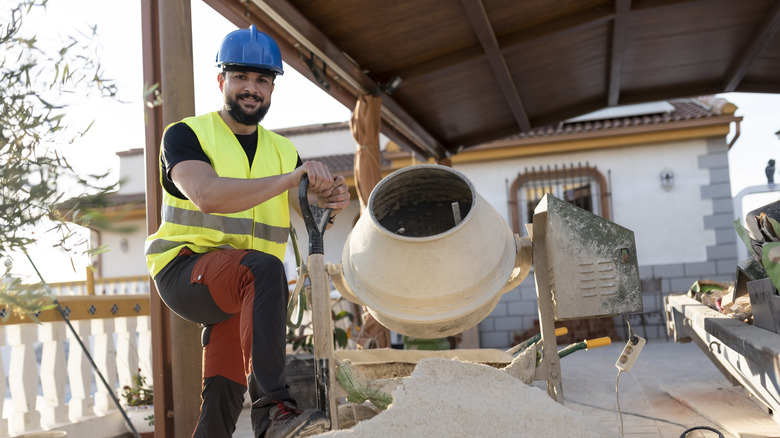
[314,175,350,217]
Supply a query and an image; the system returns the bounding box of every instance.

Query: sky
[4,0,780,282]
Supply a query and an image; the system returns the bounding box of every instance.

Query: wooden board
[663,381,780,438]
[335,348,513,365]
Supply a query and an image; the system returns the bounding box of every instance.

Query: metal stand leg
[532,213,564,404]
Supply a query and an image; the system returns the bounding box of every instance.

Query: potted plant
[121,369,154,437]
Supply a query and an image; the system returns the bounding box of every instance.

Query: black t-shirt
[161,122,302,200]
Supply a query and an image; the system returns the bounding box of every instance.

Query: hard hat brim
[220,63,283,76]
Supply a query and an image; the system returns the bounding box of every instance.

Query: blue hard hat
[215,25,284,75]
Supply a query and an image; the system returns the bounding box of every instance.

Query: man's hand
[316,174,350,211]
[290,161,333,193]
[290,161,351,220]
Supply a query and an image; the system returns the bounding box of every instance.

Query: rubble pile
[316,357,618,437]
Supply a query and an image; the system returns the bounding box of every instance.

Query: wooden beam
[459,0,531,132]
[252,0,376,93]
[0,295,151,324]
[607,0,631,107]
[667,293,780,416]
[140,0,173,436]
[724,0,780,92]
[156,0,203,436]
[245,0,448,159]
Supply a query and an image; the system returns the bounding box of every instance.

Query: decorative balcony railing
[0,276,152,437]
[46,273,150,296]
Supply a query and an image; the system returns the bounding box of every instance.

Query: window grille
[507,163,611,235]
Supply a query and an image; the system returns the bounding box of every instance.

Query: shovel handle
[299,174,333,255]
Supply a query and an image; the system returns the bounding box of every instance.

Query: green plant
[122,369,154,407]
[1,0,119,257]
[287,309,354,354]
[735,216,780,291]
[1,0,122,321]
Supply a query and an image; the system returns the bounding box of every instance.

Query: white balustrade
[0,326,7,435]
[96,278,149,296]
[137,316,153,381]
[0,280,153,437]
[92,318,118,414]
[39,321,69,428]
[7,324,42,435]
[45,276,149,296]
[115,316,140,392]
[0,314,153,437]
[66,319,94,421]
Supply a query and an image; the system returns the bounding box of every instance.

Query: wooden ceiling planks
[203,0,780,159]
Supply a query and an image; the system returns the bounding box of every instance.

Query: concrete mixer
[295,164,643,430]
[330,164,532,339]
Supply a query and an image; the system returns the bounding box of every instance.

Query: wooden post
[748,278,780,334]
[141,0,172,436]
[155,0,202,437]
[143,0,202,436]
[86,266,95,295]
[310,253,339,430]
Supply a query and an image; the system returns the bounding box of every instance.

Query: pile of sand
[316,357,618,437]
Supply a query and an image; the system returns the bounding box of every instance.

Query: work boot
[265,400,329,438]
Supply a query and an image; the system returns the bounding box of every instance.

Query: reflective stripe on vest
[145,112,298,277]
[159,204,289,244]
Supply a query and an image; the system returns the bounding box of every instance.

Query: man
[145,25,350,438]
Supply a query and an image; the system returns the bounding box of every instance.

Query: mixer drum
[337,164,530,338]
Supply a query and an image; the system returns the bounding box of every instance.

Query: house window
[509,163,611,235]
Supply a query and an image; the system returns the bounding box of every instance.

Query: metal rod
[451,202,462,225]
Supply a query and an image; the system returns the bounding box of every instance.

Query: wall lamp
[660,169,674,191]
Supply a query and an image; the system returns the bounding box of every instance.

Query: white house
[92,95,742,348]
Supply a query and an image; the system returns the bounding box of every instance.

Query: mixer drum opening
[371,166,474,238]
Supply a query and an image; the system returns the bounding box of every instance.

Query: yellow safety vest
[145,112,298,277]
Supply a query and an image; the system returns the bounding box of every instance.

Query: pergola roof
[288,95,738,173]
[206,0,780,160]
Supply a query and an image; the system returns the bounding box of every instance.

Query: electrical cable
[616,313,636,437]
[616,369,624,436]
[623,313,638,344]
[566,399,688,428]
[679,426,724,438]
[615,315,725,438]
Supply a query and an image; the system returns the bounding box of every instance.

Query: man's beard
[225,93,270,126]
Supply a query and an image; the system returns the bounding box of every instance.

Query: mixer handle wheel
[299,173,333,255]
